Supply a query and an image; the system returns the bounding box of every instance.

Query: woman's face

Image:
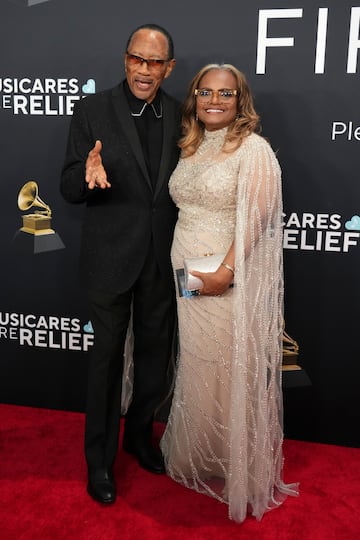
[195,69,238,131]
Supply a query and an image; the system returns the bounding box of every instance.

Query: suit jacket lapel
[154,93,176,200]
[111,84,152,190]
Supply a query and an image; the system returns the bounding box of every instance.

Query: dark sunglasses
[126,52,170,71]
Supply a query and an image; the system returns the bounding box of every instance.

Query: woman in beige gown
[160,64,298,522]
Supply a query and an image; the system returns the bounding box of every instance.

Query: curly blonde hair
[179,63,260,157]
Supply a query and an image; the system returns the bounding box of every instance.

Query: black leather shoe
[123,437,165,474]
[87,470,116,504]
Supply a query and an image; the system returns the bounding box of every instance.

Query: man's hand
[85,140,111,190]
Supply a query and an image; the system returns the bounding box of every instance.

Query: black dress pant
[84,245,176,473]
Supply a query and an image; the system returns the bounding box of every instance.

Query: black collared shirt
[124,80,163,189]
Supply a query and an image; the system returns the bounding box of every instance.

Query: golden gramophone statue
[14,180,64,253]
[282,328,300,370]
[281,324,311,387]
[18,181,54,234]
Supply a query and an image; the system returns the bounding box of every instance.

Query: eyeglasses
[126,52,169,71]
[194,88,238,102]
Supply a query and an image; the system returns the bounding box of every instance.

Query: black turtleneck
[124,80,163,189]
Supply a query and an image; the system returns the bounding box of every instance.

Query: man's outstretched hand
[85,140,111,190]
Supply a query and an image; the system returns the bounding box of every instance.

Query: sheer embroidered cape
[160,128,299,522]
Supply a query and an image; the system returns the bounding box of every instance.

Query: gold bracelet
[221,262,235,275]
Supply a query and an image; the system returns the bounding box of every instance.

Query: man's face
[125,29,175,103]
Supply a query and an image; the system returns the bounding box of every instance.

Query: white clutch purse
[183,253,225,291]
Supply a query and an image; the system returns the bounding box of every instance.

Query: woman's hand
[191,265,234,296]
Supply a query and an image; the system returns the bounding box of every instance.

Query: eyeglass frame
[126,51,171,70]
[194,88,238,102]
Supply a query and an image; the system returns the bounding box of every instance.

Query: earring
[195,113,198,121]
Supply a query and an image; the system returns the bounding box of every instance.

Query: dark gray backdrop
[1,0,359,447]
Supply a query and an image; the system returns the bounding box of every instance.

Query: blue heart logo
[345,215,360,231]
[82,79,96,94]
[83,321,94,333]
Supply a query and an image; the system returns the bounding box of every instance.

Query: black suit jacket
[60,82,181,294]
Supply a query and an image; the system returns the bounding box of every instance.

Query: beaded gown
[160,128,298,522]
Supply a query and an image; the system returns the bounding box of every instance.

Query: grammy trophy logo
[18,181,54,234]
[13,181,65,253]
[8,1,52,7]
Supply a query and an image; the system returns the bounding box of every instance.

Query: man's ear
[164,59,176,79]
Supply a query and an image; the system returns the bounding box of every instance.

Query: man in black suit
[60,23,181,504]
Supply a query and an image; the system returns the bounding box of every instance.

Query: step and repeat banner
[0,0,359,447]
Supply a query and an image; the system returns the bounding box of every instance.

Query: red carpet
[0,404,359,540]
